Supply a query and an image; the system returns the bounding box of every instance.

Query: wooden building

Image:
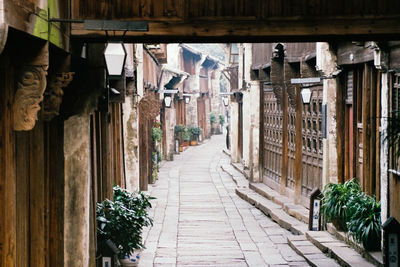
[245,43,322,206]
[1,0,400,266]
[332,41,400,222]
[138,44,162,190]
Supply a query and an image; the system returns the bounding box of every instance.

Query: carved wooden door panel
[301,85,323,197]
[262,85,283,188]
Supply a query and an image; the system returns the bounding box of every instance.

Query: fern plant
[321,178,361,231]
[346,193,381,251]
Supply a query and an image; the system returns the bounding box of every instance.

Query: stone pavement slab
[140,135,310,266]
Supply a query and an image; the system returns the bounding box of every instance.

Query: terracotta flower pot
[179,146,183,152]
[190,140,197,146]
[182,141,189,147]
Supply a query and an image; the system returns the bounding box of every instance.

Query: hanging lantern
[104,42,127,78]
[164,96,172,108]
[301,88,312,104]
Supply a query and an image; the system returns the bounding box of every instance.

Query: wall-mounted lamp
[301,88,312,104]
[223,96,229,107]
[104,42,127,78]
[164,96,172,108]
[185,96,190,104]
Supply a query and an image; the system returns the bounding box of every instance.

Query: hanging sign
[389,233,399,267]
[308,188,322,231]
[383,216,400,267]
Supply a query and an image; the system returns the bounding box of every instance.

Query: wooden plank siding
[71,0,400,20]
[70,0,400,41]
[0,56,66,266]
[0,54,17,267]
[337,59,380,198]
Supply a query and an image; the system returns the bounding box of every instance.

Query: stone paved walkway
[139,135,310,266]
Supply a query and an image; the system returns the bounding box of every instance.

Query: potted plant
[218,114,225,134]
[321,178,361,231]
[152,126,162,143]
[97,186,154,266]
[346,192,381,251]
[182,128,192,146]
[210,112,216,134]
[174,124,185,144]
[188,126,202,145]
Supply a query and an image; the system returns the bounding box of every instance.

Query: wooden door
[300,86,323,198]
[262,85,283,190]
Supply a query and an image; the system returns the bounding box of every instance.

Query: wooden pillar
[369,68,377,197]
[0,61,17,267]
[336,74,346,184]
[294,87,303,202]
[362,63,371,194]
[29,123,46,267]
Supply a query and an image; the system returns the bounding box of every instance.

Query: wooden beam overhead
[71,17,400,42]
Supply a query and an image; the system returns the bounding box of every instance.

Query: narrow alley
[140,135,309,266]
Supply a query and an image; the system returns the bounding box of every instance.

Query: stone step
[287,235,341,267]
[306,231,376,267]
[235,187,308,236]
[250,182,309,224]
[224,161,381,267]
[326,223,383,267]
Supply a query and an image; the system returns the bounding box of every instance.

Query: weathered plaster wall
[165,105,177,159]
[317,42,339,186]
[123,95,140,191]
[0,0,7,54]
[136,44,144,98]
[186,94,198,127]
[242,90,251,166]
[64,114,90,267]
[250,80,261,183]
[380,72,389,224]
[243,43,254,168]
[230,102,240,162]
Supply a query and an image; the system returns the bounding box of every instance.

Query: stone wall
[123,95,140,191]
[64,114,91,267]
[317,42,339,186]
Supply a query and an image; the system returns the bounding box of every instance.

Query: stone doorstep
[222,148,231,157]
[250,183,309,224]
[326,223,384,267]
[235,188,308,237]
[231,162,250,179]
[287,235,341,267]
[306,230,380,267]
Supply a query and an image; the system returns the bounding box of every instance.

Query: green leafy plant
[182,128,192,142]
[321,178,361,231]
[346,192,381,251]
[219,114,225,126]
[152,127,162,143]
[188,126,202,140]
[210,112,217,125]
[174,124,185,134]
[97,186,154,256]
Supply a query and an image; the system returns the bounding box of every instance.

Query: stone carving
[42,72,74,121]
[13,66,47,131]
